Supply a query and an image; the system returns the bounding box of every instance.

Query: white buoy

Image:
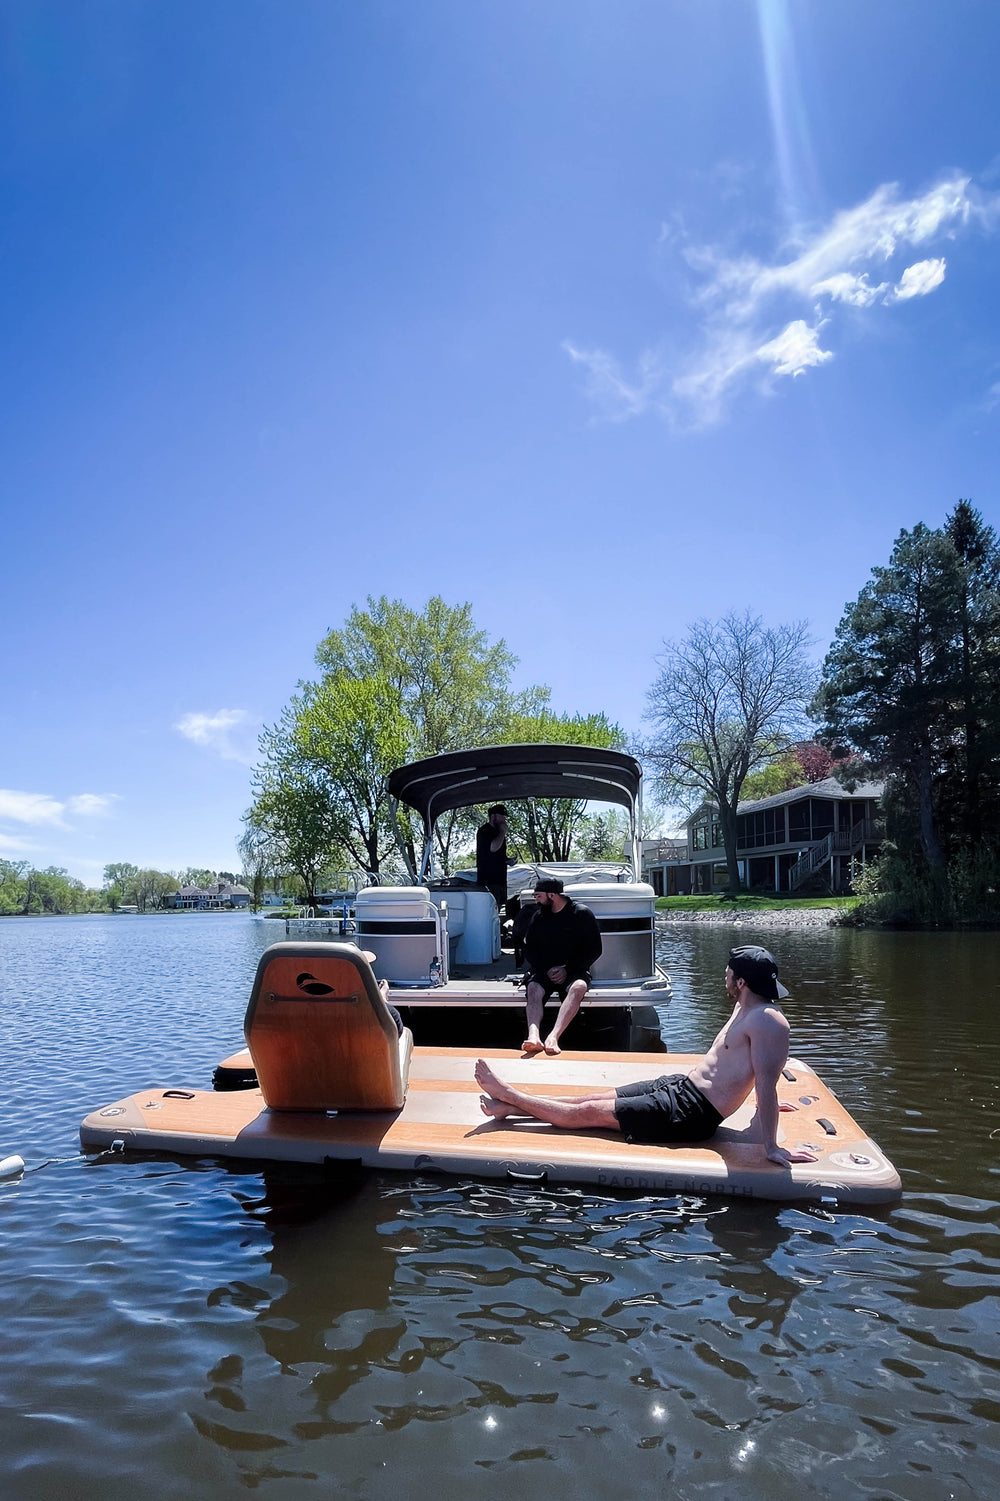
[0,1155,25,1178]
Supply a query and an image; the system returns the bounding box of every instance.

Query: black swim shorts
[525,970,592,1001]
[613,1073,723,1145]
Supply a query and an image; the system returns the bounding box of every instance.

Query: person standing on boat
[476,945,819,1166]
[520,876,602,1056]
[476,804,512,914]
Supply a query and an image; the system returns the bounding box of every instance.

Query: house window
[692,824,708,851]
[810,800,834,839]
[764,808,785,845]
[737,808,787,850]
[711,819,722,847]
[788,802,811,842]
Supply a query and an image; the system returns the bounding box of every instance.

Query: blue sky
[3,0,999,881]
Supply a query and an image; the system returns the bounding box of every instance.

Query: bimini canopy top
[388,744,642,830]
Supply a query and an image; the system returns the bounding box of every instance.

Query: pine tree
[812,523,961,866]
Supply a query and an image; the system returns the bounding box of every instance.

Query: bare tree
[644,612,815,891]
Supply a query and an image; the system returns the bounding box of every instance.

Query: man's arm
[571,907,603,970]
[749,1014,818,1166]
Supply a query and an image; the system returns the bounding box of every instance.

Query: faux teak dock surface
[81,1047,901,1204]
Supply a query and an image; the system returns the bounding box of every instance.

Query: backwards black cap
[728,945,788,1001]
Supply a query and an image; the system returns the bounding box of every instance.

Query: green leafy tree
[244,766,345,906]
[136,869,180,911]
[491,709,628,862]
[315,596,535,754]
[0,860,29,915]
[812,524,961,868]
[314,596,550,871]
[941,501,1000,845]
[245,672,412,895]
[739,752,807,803]
[103,862,140,911]
[291,672,413,875]
[238,823,279,909]
[645,612,815,891]
[576,810,629,861]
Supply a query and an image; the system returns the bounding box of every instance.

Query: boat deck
[389,976,670,1006]
[81,1047,901,1205]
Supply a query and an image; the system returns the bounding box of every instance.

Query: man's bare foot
[480,1095,521,1121]
[522,1037,544,1056]
[474,1058,519,1107]
[543,1034,561,1056]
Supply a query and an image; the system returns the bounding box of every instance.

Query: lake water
[1,913,999,1499]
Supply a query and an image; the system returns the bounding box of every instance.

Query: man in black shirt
[520,876,602,1056]
[476,804,510,914]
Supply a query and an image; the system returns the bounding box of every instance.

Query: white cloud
[892,257,947,300]
[175,709,257,765]
[0,789,115,863]
[66,793,116,818]
[566,172,996,426]
[811,272,888,307]
[756,319,833,378]
[0,832,39,854]
[0,790,68,826]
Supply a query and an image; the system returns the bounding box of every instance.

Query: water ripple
[2,916,1000,1497]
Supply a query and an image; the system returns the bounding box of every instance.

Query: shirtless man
[475,944,818,1168]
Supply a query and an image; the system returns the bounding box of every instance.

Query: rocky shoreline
[656,907,841,929]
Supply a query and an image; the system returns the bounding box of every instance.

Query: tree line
[0,862,245,916]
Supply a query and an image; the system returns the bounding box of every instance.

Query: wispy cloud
[563,343,664,421]
[0,832,39,854]
[0,790,68,826]
[567,173,998,427]
[175,709,256,765]
[66,793,116,818]
[0,790,116,856]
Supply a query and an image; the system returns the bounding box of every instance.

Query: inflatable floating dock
[80,942,901,1205]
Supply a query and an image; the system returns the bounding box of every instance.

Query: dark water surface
[1,914,999,1499]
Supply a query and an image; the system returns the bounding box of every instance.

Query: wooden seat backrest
[244,944,410,1111]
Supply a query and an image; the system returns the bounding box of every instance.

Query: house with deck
[172,881,251,910]
[642,777,884,895]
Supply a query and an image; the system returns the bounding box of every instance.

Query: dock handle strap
[505,1166,548,1185]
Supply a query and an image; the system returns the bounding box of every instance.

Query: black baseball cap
[728,945,788,1000]
[534,877,564,894]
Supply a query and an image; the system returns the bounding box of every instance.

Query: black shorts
[613,1073,723,1145]
[525,970,592,1001]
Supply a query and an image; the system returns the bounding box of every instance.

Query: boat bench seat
[244,942,413,1111]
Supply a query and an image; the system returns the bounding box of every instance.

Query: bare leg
[543,979,589,1055]
[475,1059,620,1132]
[522,980,546,1054]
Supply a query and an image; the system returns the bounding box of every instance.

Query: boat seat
[244,942,413,1111]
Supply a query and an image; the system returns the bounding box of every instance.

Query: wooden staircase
[787,819,881,892]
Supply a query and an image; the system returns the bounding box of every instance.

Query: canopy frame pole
[389,797,420,885]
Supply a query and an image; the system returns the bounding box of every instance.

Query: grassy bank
[655,894,859,913]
